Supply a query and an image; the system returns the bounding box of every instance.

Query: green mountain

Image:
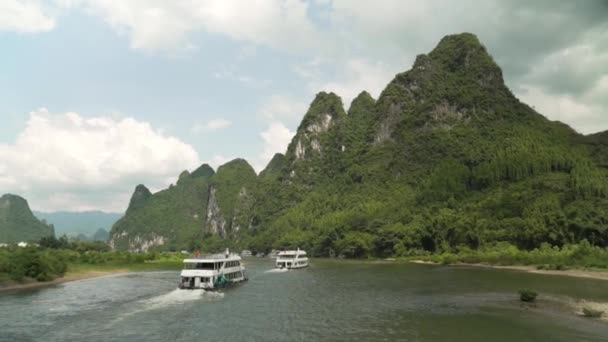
[109,166,215,251]
[0,194,54,243]
[110,33,608,255]
[245,33,607,257]
[109,160,257,251]
[584,130,608,167]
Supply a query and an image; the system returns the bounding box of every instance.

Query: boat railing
[189,253,240,260]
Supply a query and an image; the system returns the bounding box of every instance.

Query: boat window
[195,263,214,270]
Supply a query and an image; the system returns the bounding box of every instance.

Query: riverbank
[0,260,182,293]
[0,269,128,292]
[410,260,608,281]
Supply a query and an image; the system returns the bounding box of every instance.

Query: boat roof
[183,253,241,263]
[278,250,307,256]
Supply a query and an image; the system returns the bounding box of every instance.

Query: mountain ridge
[109,32,608,255]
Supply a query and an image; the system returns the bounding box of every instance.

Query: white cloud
[204,154,234,171]
[192,118,232,133]
[259,95,308,122]
[252,121,295,172]
[517,83,608,135]
[60,0,322,53]
[317,59,397,106]
[0,0,56,33]
[522,40,608,96]
[0,108,200,211]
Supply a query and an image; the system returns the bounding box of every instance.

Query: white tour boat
[275,249,309,269]
[179,249,247,290]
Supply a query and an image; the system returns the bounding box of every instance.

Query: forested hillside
[0,194,54,243]
[110,33,608,256]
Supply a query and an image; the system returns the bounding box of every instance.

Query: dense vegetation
[109,33,608,267]
[110,167,215,251]
[0,194,54,243]
[0,236,181,285]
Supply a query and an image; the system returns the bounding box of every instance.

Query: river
[1,258,608,341]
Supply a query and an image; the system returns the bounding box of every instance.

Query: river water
[1,258,608,341]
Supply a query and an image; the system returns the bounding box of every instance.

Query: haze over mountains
[104,33,608,255]
[34,211,120,240]
[0,196,120,243]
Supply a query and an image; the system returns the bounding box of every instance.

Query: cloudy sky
[1,0,607,213]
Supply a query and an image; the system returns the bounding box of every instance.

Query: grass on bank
[405,240,608,271]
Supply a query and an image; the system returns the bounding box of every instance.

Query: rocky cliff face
[109,159,257,251]
[109,164,215,251]
[281,92,348,184]
[205,159,256,238]
[206,185,226,237]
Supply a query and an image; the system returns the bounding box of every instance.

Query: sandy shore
[0,269,129,293]
[410,260,608,281]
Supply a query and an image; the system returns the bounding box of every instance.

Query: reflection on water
[1,260,607,342]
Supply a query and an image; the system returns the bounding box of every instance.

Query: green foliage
[519,289,538,302]
[0,194,54,243]
[0,247,67,282]
[106,33,608,265]
[336,232,374,258]
[0,244,184,285]
[39,235,70,249]
[210,158,257,234]
[413,241,608,269]
[110,165,214,250]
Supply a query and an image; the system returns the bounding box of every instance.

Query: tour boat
[275,249,309,269]
[179,249,247,290]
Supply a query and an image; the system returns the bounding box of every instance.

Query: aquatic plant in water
[518,289,538,302]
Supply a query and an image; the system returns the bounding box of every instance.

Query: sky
[1,0,607,213]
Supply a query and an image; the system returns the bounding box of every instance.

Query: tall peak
[216,158,256,177]
[427,32,503,84]
[191,163,215,179]
[126,184,152,214]
[260,153,286,179]
[348,91,376,116]
[298,92,346,132]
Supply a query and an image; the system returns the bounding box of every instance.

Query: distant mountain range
[34,211,121,240]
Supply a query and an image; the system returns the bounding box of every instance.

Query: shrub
[519,289,538,302]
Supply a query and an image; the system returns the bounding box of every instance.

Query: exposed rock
[295,139,305,160]
[206,185,226,237]
[129,234,165,252]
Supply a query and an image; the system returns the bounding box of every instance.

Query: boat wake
[569,299,608,321]
[264,268,289,274]
[111,289,224,324]
[527,294,608,322]
[143,289,206,308]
